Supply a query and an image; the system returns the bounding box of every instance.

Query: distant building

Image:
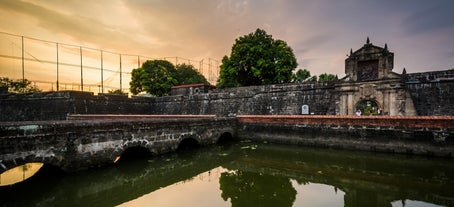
[171,83,216,96]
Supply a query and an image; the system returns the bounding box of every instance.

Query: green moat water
[1,141,453,207]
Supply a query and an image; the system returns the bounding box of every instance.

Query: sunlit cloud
[1,0,453,90]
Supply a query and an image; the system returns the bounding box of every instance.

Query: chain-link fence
[0,31,220,94]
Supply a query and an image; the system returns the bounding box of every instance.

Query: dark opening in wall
[116,146,153,163]
[177,138,200,152]
[217,132,234,145]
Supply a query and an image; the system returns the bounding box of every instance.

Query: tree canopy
[130,60,177,96]
[174,63,209,85]
[318,73,338,82]
[129,60,208,96]
[291,69,338,83]
[0,77,41,93]
[292,69,311,82]
[217,28,297,88]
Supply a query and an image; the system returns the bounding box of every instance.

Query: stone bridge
[0,115,236,173]
[1,114,454,174]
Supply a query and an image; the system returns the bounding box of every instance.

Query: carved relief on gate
[397,89,407,115]
[357,60,378,81]
[359,84,376,99]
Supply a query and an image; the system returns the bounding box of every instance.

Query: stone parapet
[237,115,454,157]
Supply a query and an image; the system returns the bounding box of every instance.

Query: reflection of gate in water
[355,100,379,115]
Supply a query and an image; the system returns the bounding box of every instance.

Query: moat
[1,141,453,207]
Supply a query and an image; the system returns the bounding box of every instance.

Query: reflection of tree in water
[219,170,296,207]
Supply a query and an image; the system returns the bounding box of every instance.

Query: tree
[318,73,338,82]
[129,60,178,96]
[308,76,318,82]
[217,28,297,88]
[107,89,127,96]
[292,69,311,82]
[175,64,209,85]
[0,77,41,93]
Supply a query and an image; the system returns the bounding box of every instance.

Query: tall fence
[0,31,220,94]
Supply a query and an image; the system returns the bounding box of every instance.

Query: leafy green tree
[308,76,318,82]
[318,73,338,82]
[217,28,297,88]
[129,60,178,96]
[292,69,311,82]
[0,77,41,93]
[175,64,209,85]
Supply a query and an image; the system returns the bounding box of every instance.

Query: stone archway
[355,100,379,116]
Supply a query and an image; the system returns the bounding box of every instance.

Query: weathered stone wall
[1,70,453,121]
[0,117,236,172]
[152,82,337,116]
[1,115,453,173]
[0,82,336,121]
[405,69,454,115]
[0,91,154,121]
[237,115,454,157]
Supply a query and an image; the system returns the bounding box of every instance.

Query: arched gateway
[355,99,379,116]
[336,38,416,116]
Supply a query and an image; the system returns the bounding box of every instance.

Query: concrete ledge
[67,114,217,120]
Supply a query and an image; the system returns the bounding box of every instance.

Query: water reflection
[291,181,345,207]
[219,170,296,207]
[391,200,445,207]
[0,163,43,186]
[0,142,453,207]
[117,167,231,207]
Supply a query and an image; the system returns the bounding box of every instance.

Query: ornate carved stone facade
[336,38,416,116]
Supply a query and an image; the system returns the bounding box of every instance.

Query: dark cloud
[401,1,454,35]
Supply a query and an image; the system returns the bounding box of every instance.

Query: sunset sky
[1,0,454,90]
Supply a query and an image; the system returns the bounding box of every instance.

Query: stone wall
[0,117,236,172]
[0,82,336,121]
[405,69,454,115]
[152,82,337,117]
[237,115,454,157]
[0,91,154,121]
[1,70,453,122]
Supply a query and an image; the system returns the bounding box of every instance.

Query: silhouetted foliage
[0,77,41,93]
[175,64,209,85]
[107,89,128,96]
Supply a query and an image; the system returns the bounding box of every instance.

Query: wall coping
[237,115,454,129]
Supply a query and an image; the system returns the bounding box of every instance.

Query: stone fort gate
[336,38,416,116]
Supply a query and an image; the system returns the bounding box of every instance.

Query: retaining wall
[237,115,454,157]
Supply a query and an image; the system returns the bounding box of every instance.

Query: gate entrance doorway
[355,100,379,116]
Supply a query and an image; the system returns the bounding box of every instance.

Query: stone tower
[336,38,416,116]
